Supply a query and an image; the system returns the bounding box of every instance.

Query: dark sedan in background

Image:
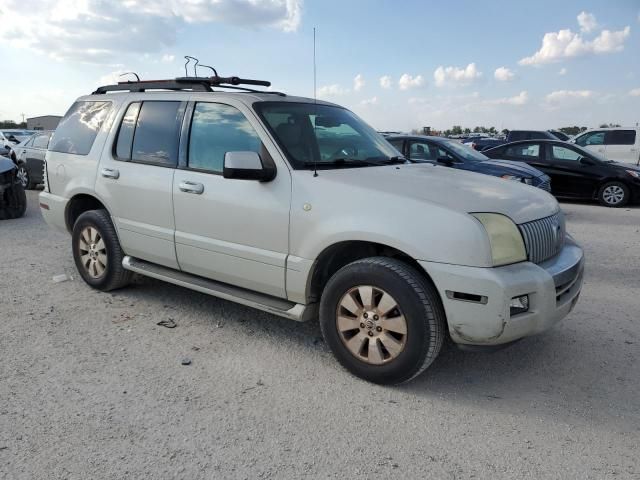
[484,139,640,207]
[386,135,551,191]
[13,131,52,189]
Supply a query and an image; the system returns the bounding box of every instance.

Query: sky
[0,0,639,131]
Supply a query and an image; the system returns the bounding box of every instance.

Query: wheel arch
[65,193,113,233]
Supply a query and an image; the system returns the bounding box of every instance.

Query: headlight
[471,213,527,266]
[500,174,533,185]
[626,170,640,179]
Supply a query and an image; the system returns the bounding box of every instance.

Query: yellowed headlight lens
[472,213,527,266]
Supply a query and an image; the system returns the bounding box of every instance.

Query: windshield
[254,102,403,169]
[442,140,489,162]
[572,143,610,163]
[549,130,570,141]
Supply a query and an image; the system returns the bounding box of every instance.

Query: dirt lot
[1,191,639,479]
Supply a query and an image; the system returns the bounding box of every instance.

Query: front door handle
[101,168,120,179]
[179,181,204,194]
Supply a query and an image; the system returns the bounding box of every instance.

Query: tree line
[430,123,623,137]
[0,120,27,129]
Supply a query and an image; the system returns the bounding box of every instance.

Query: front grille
[538,179,551,192]
[519,211,565,264]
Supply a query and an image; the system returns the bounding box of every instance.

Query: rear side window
[509,132,526,141]
[387,138,404,152]
[49,101,111,155]
[505,143,540,159]
[606,130,636,145]
[32,134,49,149]
[114,101,184,167]
[188,102,262,173]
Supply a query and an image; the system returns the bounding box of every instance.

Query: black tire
[598,181,629,208]
[72,209,132,291]
[0,182,27,220]
[319,257,446,385]
[16,163,32,189]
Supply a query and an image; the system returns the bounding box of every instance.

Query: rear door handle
[101,168,120,179]
[179,181,204,194]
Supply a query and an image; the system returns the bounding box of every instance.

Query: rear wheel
[72,209,132,291]
[16,164,31,189]
[319,257,446,385]
[598,181,629,207]
[0,182,27,220]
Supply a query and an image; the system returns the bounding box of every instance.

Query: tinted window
[552,145,582,161]
[509,131,526,141]
[505,143,540,159]
[188,103,262,173]
[387,138,404,152]
[409,142,438,161]
[129,101,182,166]
[575,131,605,147]
[115,102,141,160]
[607,130,636,145]
[50,101,111,155]
[32,134,49,149]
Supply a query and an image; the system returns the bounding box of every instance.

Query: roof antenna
[313,27,319,178]
[119,72,140,82]
[199,64,219,78]
[184,56,199,77]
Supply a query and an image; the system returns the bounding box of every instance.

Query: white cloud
[500,91,528,105]
[559,67,568,75]
[577,11,597,33]
[379,75,393,89]
[545,90,595,105]
[494,67,514,82]
[98,70,127,86]
[629,88,640,97]
[519,24,630,66]
[0,0,302,63]
[353,74,365,92]
[398,74,424,90]
[434,63,482,87]
[161,54,175,63]
[360,96,378,105]
[317,84,349,98]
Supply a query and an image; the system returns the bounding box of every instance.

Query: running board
[122,256,315,322]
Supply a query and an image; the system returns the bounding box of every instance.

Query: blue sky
[1,0,639,130]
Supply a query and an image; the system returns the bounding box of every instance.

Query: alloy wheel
[78,226,108,278]
[16,167,28,189]
[336,285,408,365]
[602,185,625,205]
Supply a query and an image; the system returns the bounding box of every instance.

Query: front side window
[255,102,400,169]
[505,143,540,159]
[409,142,438,161]
[114,101,183,167]
[188,103,262,173]
[49,101,112,155]
[552,145,582,161]
[607,130,636,145]
[575,131,605,147]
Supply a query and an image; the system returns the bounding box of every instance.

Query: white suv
[39,75,585,384]
[571,127,640,165]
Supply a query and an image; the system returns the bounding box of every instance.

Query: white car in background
[571,128,640,165]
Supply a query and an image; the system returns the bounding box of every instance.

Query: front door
[172,101,291,298]
[546,144,599,198]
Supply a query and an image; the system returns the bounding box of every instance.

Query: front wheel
[72,209,132,291]
[319,257,446,385]
[598,181,629,207]
[16,164,31,189]
[0,182,27,220]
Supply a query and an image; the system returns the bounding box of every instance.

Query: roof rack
[92,75,286,96]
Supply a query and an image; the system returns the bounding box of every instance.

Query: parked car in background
[39,75,584,384]
[386,135,551,191]
[14,131,52,189]
[506,130,559,142]
[462,137,506,151]
[484,139,640,207]
[570,127,640,165]
[548,130,571,141]
[2,129,36,143]
[0,155,27,219]
[0,131,18,150]
[462,130,569,152]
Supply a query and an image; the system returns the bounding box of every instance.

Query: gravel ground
[1,191,639,479]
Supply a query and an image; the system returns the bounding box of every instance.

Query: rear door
[26,133,50,184]
[95,100,185,269]
[604,130,637,164]
[172,100,291,298]
[500,142,547,170]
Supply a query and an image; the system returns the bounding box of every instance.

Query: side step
[122,256,315,322]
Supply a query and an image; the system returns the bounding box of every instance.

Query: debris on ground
[52,274,72,283]
[157,318,177,329]
[181,357,192,366]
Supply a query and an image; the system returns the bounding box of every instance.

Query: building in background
[27,115,62,131]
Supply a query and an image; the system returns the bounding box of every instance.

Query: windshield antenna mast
[313,27,319,178]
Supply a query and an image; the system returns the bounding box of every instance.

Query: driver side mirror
[579,157,595,166]
[437,156,455,166]
[223,151,276,182]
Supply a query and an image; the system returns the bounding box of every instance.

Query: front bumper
[421,236,584,346]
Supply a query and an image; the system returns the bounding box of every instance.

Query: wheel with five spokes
[320,257,446,384]
[598,181,629,208]
[72,209,132,291]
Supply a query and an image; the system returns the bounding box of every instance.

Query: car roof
[578,127,640,132]
[385,134,450,143]
[485,139,568,150]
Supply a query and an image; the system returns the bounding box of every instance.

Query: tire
[16,164,31,189]
[319,257,446,385]
[598,181,629,208]
[72,209,132,291]
[0,182,27,220]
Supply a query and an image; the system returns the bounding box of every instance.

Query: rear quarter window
[49,101,112,155]
[607,130,636,145]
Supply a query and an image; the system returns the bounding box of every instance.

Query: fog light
[510,295,529,316]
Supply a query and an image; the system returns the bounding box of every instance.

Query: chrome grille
[519,211,565,264]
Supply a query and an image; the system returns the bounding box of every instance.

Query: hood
[610,161,640,171]
[480,159,545,178]
[313,163,558,224]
